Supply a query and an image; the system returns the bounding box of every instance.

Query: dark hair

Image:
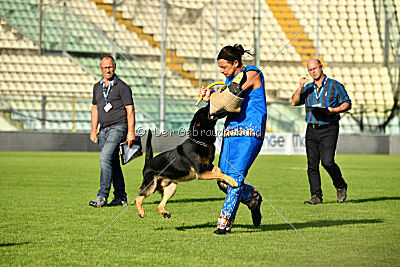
[217,44,253,67]
[100,55,116,68]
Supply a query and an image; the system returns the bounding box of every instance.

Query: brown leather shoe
[304,195,322,204]
[337,186,347,203]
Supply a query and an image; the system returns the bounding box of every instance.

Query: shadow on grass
[142,196,400,205]
[146,197,225,205]
[346,196,400,203]
[174,219,383,232]
[0,242,29,247]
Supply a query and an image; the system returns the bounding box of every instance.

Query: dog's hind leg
[157,182,177,218]
[135,195,146,218]
[135,176,158,218]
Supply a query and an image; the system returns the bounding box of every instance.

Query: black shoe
[108,197,128,206]
[251,195,262,227]
[213,228,231,235]
[304,195,322,204]
[337,186,347,203]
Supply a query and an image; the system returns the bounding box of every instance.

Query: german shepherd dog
[135,105,238,218]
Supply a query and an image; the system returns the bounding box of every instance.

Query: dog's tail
[145,130,153,162]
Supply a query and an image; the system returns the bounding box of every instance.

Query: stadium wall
[0,132,399,155]
[0,131,185,153]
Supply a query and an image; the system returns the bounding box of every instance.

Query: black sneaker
[89,196,107,207]
[337,186,347,203]
[213,228,231,235]
[251,195,262,227]
[304,195,322,204]
[108,197,128,207]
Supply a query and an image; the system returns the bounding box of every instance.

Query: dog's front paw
[231,180,239,188]
[225,176,239,188]
[138,212,145,218]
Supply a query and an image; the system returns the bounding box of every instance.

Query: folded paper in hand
[119,136,143,165]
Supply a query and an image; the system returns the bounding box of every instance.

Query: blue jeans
[97,124,127,199]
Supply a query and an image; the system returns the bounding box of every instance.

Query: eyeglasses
[101,66,115,70]
[308,65,322,72]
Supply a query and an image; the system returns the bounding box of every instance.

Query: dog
[134,105,238,218]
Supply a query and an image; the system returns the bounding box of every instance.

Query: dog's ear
[189,115,200,131]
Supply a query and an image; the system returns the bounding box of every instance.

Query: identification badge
[104,103,112,112]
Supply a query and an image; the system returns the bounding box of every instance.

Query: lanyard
[102,80,113,103]
[313,76,327,103]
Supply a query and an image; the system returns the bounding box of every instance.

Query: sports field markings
[222,155,306,240]
[95,157,177,239]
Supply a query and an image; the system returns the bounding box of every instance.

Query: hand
[326,107,337,115]
[199,86,211,102]
[300,77,309,86]
[90,130,98,143]
[126,132,135,148]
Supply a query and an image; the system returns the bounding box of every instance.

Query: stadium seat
[0,0,397,133]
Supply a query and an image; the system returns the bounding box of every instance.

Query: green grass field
[1,151,399,265]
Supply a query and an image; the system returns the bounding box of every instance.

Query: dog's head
[189,105,218,144]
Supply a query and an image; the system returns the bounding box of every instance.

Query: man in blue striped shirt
[292,59,351,204]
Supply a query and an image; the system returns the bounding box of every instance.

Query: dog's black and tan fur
[135,106,238,218]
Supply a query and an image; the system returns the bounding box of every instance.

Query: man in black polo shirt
[89,55,135,207]
[292,59,351,204]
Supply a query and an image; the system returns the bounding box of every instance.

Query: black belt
[308,123,337,129]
